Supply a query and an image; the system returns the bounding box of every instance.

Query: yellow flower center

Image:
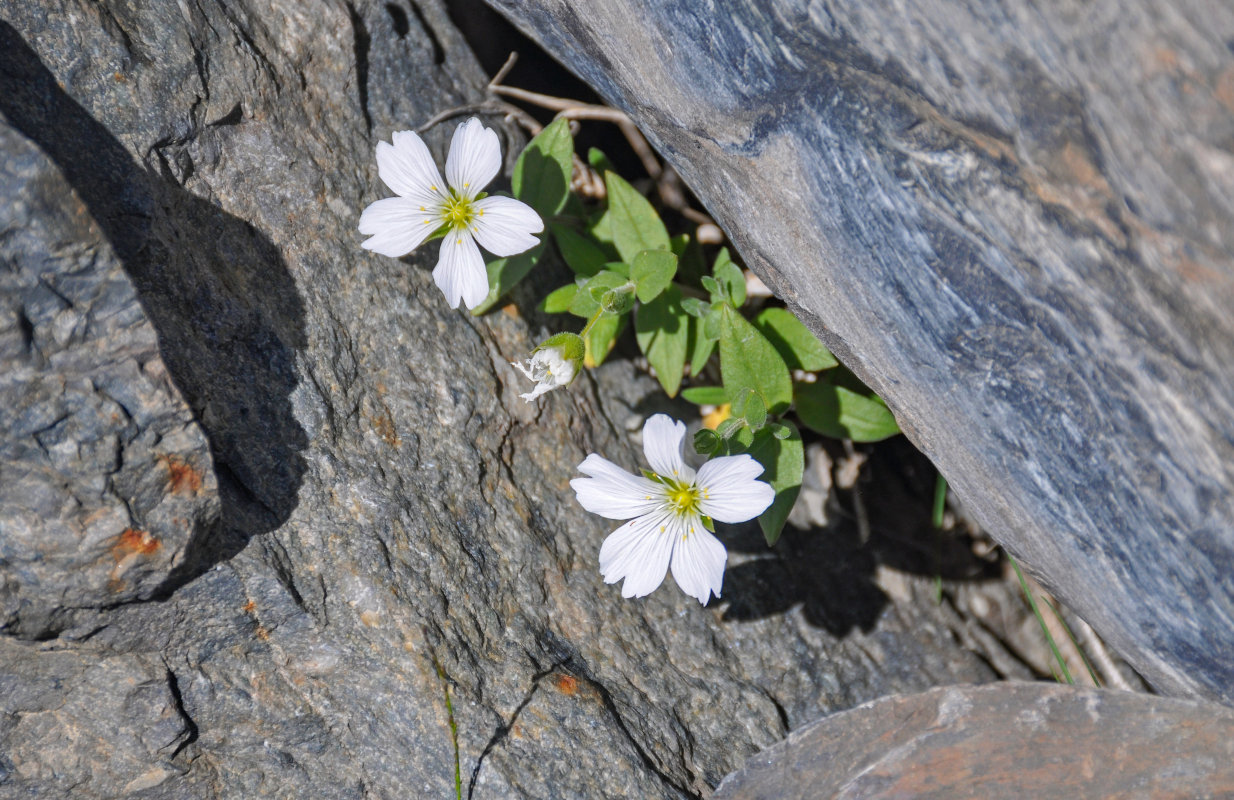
[442,193,475,229]
[666,481,702,516]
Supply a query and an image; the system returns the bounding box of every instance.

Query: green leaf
[605,171,670,262]
[589,208,614,245]
[747,422,803,546]
[729,387,755,417]
[718,304,793,414]
[471,244,545,315]
[713,249,746,307]
[681,385,728,405]
[541,283,577,313]
[634,285,688,396]
[687,316,716,377]
[719,423,754,454]
[742,391,767,430]
[680,297,709,318]
[631,249,678,303]
[794,379,900,442]
[585,313,625,367]
[766,422,792,440]
[701,306,724,341]
[569,270,627,318]
[550,223,608,277]
[700,275,723,301]
[512,118,573,217]
[693,428,720,455]
[753,308,838,372]
[715,417,744,440]
[588,147,616,174]
[673,233,706,285]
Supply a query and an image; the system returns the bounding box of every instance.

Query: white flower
[358,118,544,309]
[513,332,584,402]
[570,414,776,604]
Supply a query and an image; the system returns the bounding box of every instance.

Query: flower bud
[512,332,584,402]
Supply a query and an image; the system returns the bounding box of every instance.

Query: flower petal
[445,117,501,197]
[598,510,676,598]
[432,231,488,309]
[471,195,543,257]
[696,454,775,523]
[359,197,440,258]
[377,131,446,200]
[669,515,727,604]
[570,454,664,520]
[641,414,695,482]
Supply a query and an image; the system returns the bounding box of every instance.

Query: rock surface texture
[0,2,1019,797]
[487,0,1234,703]
[0,121,218,637]
[713,682,1234,800]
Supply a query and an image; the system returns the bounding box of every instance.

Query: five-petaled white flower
[358,118,544,309]
[570,414,776,604]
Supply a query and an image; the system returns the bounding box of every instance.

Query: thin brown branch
[417,101,542,137]
[489,52,519,89]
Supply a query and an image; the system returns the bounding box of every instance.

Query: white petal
[642,415,695,482]
[377,131,446,200]
[598,510,675,598]
[669,515,727,604]
[471,196,543,257]
[359,197,440,258]
[696,454,776,523]
[571,454,664,520]
[432,232,488,309]
[445,118,501,197]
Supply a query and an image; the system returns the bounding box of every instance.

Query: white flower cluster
[358,121,776,606]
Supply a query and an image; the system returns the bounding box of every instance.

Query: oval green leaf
[634,285,688,396]
[794,379,900,442]
[754,307,838,372]
[718,304,793,414]
[513,118,573,217]
[604,170,670,262]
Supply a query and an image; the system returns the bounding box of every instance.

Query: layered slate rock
[0,118,218,637]
[0,2,1016,797]
[713,683,1234,799]
[486,0,1234,702]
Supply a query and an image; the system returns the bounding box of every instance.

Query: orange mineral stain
[160,455,204,494]
[112,528,161,559]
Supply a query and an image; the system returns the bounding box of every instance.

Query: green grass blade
[1046,597,1102,687]
[1009,554,1073,685]
[932,473,947,529]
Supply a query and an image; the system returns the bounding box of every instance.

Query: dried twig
[418,52,719,232]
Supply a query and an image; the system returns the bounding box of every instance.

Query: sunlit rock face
[0,2,1014,797]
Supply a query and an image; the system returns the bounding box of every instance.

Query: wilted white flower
[513,333,584,402]
[570,414,775,604]
[359,118,543,309]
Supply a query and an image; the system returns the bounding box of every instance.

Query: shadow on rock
[721,438,1002,636]
[721,519,888,637]
[0,22,308,592]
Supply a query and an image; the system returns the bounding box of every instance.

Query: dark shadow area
[444,0,648,180]
[721,437,1002,637]
[0,22,308,595]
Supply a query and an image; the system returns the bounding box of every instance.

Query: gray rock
[713,682,1234,799]
[485,0,1234,703]
[0,115,218,637]
[0,1,1055,797]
